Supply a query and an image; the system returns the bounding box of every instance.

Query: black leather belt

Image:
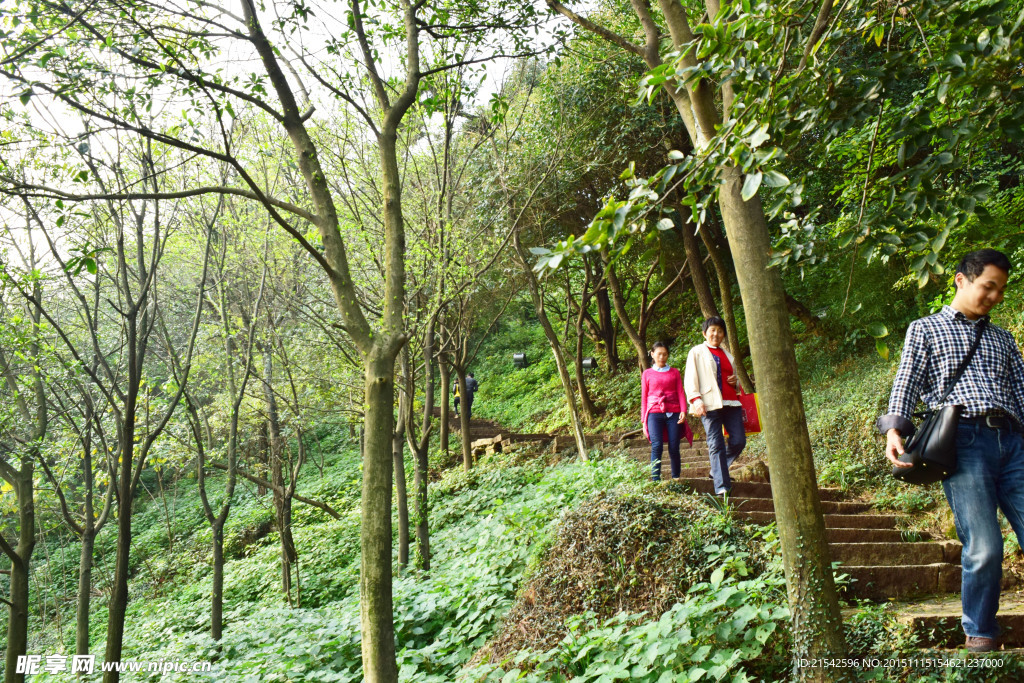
[961,414,1020,432]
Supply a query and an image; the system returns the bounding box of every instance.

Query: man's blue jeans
[701,406,746,494]
[647,412,681,481]
[943,421,1024,639]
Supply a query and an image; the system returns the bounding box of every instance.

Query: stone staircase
[437,413,1023,649]
[624,438,967,603]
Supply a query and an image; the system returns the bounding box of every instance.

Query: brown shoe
[965,636,998,653]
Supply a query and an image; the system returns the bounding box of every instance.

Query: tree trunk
[679,214,718,319]
[103,402,137,683]
[3,462,34,683]
[717,169,844,665]
[439,361,451,465]
[263,349,297,603]
[212,523,225,640]
[592,260,619,371]
[392,419,410,569]
[573,316,598,423]
[76,528,96,656]
[698,218,755,392]
[360,354,398,683]
[514,232,588,461]
[454,366,473,471]
[412,440,430,570]
[605,258,649,372]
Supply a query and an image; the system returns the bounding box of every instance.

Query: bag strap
[936,318,988,405]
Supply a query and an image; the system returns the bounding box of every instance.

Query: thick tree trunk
[360,354,398,683]
[76,528,96,656]
[3,464,34,683]
[717,170,844,665]
[698,218,755,392]
[605,259,649,372]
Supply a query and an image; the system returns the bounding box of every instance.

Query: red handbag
[738,391,762,435]
[724,390,762,437]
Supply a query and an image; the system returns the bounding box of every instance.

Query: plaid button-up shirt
[878,305,1024,436]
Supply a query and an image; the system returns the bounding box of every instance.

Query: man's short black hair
[956,249,1012,281]
[702,316,727,336]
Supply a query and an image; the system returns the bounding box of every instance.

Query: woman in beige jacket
[684,316,746,495]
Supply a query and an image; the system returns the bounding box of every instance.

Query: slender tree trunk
[392,419,410,569]
[514,232,588,460]
[605,258,649,372]
[573,317,598,423]
[103,394,138,683]
[413,441,430,570]
[76,528,96,656]
[360,354,398,683]
[678,214,718,318]
[263,349,296,603]
[454,366,473,470]
[212,523,225,640]
[439,361,451,464]
[592,260,619,372]
[698,217,754,392]
[3,462,34,683]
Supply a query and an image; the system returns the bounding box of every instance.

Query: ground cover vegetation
[2,0,1024,680]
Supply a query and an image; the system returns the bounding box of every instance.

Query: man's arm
[1007,334,1024,424]
[878,321,930,465]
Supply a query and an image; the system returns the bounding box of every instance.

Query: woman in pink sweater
[641,342,693,481]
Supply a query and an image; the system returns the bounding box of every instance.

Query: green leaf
[875,339,889,361]
[978,28,991,50]
[667,149,685,160]
[762,170,790,188]
[19,90,31,106]
[657,218,674,231]
[866,322,888,338]
[740,171,762,201]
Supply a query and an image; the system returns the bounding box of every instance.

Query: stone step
[735,511,898,529]
[728,498,873,515]
[831,541,962,566]
[826,527,919,543]
[675,478,849,502]
[626,446,708,456]
[840,563,961,600]
[889,592,1024,648]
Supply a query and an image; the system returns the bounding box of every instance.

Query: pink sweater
[641,367,693,443]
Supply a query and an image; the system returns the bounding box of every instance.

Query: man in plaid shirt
[879,249,1024,653]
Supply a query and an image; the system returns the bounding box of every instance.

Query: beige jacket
[683,343,737,411]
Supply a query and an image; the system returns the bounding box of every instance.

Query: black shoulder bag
[892,319,987,485]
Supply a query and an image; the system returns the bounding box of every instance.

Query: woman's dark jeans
[701,406,746,493]
[647,412,681,481]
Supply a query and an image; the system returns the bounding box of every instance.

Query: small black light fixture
[513,353,527,369]
[582,357,598,371]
